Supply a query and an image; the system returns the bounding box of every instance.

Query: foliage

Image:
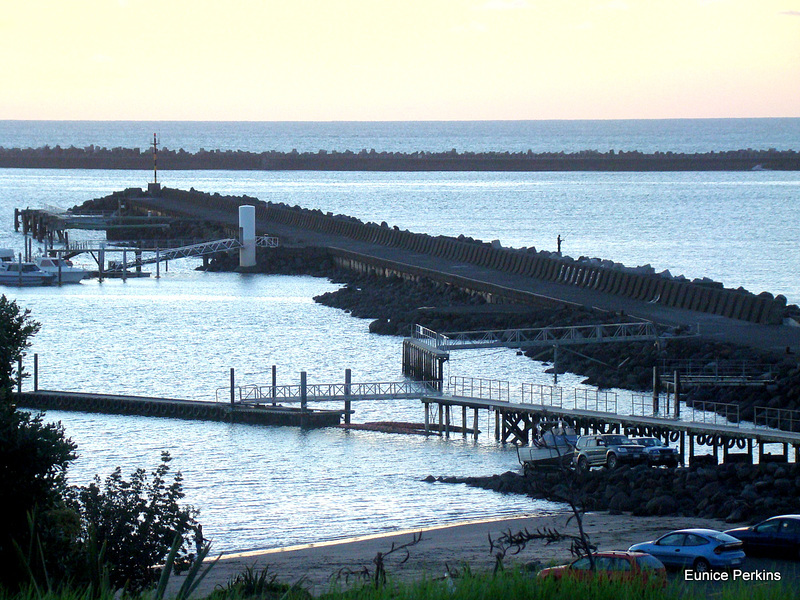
[75,451,199,592]
[0,295,40,402]
[207,565,310,600]
[0,405,78,588]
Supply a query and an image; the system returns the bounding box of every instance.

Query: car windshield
[637,438,661,447]
[603,435,629,445]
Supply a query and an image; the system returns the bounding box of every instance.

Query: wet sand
[175,512,730,595]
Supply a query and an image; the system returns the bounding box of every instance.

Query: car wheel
[607,453,618,469]
[577,456,589,473]
[693,557,711,573]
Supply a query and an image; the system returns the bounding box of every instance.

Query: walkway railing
[414,321,659,351]
[218,380,441,404]
[521,383,563,407]
[754,406,800,432]
[447,376,510,402]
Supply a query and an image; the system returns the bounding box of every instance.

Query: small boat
[517,421,578,472]
[0,261,55,286]
[35,255,88,283]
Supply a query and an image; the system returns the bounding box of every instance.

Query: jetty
[11,185,800,462]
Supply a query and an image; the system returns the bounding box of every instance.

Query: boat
[0,248,15,263]
[35,255,88,283]
[0,261,55,286]
[517,421,578,472]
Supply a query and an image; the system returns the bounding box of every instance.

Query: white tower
[239,205,256,268]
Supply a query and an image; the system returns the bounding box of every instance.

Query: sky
[1,0,799,121]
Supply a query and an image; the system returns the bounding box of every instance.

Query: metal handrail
[754,406,800,432]
[421,321,658,351]
[687,400,739,426]
[447,376,510,402]
[520,382,563,407]
[573,388,617,413]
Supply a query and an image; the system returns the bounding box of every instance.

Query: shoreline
[173,511,731,595]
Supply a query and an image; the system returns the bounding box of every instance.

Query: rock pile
[430,462,800,524]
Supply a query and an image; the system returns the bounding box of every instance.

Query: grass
[1,563,794,600]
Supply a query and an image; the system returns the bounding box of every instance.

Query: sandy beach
[175,512,731,595]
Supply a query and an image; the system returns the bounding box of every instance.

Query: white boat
[0,261,55,286]
[517,422,578,472]
[35,256,88,283]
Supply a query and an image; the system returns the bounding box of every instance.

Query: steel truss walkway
[222,380,442,404]
[412,321,667,351]
[54,236,279,271]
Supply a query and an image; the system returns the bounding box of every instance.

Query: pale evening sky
[1,0,798,121]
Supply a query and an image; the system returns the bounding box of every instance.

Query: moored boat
[517,421,578,472]
[35,255,88,283]
[0,261,55,286]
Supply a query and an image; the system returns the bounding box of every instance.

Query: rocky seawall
[5,145,800,171]
[430,462,800,524]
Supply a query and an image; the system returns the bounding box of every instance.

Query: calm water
[2,120,800,553]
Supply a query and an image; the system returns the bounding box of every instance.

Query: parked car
[572,434,646,471]
[537,551,666,586]
[628,529,745,572]
[725,515,800,559]
[629,436,680,467]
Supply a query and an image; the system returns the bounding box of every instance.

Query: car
[629,436,680,467]
[725,515,800,559]
[628,528,745,572]
[572,434,646,471]
[537,551,666,586]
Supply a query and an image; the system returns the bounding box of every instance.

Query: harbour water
[1,119,799,554]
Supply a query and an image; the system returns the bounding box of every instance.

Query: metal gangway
[660,359,775,386]
[219,380,442,405]
[103,236,279,272]
[413,321,666,351]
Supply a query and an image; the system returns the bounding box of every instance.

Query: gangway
[97,236,279,271]
[219,380,442,404]
[414,321,666,351]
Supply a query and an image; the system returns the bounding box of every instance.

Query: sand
[173,512,731,596]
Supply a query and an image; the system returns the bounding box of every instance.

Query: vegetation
[0,296,200,594]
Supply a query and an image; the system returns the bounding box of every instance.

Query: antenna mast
[152,133,158,185]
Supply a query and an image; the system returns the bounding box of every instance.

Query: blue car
[725,515,800,559]
[628,528,745,572]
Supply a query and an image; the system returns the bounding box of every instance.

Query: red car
[537,551,667,586]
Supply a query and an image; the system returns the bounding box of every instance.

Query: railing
[574,388,617,413]
[217,380,442,404]
[417,321,658,351]
[413,324,450,347]
[630,393,655,417]
[661,359,774,384]
[754,406,800,432]
[685,400,739,426]
[447,376,510,402]
[521,383,563,407]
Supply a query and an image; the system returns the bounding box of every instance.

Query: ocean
[1,119,799,554]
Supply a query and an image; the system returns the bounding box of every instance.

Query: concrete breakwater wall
[123,187,788,325]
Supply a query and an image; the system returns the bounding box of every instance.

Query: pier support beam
[344,368,352,424]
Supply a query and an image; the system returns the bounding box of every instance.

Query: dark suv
[573,434,646,471]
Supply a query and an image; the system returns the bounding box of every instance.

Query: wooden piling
[300,371,307,412]
[230,368,235,405]
[344,368,352,424]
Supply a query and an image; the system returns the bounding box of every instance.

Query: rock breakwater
[430,462,800,524]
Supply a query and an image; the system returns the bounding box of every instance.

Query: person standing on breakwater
[557,235,564,254]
